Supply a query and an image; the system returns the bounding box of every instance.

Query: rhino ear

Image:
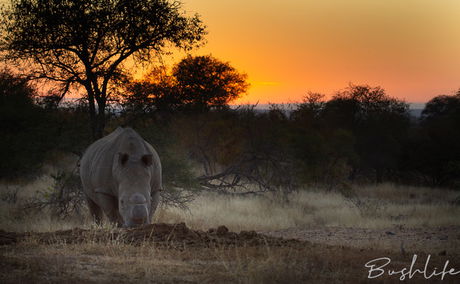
[141,154,153,166]
[118,152,129,166]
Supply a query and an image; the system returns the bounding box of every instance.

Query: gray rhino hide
[80,127,162,227]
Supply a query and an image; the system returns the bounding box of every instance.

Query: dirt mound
[0,223,302,248]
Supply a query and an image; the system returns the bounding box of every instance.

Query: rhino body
[80,127,162,227]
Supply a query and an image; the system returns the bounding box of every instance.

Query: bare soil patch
[265,225,460,254]
[1,223,460,283]
[0,222,301,248]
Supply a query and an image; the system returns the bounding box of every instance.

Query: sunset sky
[2,0,459,105]
[170,0,460,104]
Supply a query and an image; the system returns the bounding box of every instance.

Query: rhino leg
[86,197,103,225]
[108,210,123,227]
[149,191,160,222]
[93,193,122,227]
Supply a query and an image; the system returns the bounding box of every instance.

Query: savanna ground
[1,164,460,283]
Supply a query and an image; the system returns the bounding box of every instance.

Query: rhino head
[116,152,154,227]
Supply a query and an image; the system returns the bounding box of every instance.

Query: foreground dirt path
[264,225,460,255]
[1,223,460,283]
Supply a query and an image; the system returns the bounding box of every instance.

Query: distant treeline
[1,71,459,191]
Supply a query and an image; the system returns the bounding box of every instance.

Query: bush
[0,71,57,178]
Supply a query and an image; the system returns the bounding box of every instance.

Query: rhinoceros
[80,127,162,227]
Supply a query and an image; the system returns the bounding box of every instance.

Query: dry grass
[2,233,459,284]
[1,176,460,283]
[1,176,459,232]
[156,184,460,231]
[0,176,88,232]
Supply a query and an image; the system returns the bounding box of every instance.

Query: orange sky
[166,0,460,104]
[3,0,458,104]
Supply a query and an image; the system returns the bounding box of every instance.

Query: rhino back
[144,140,162,191]
[80,127,125,196]
[80,127,161,197]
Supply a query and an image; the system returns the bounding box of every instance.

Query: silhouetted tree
[122,66,182,118]
[0,70,36,131]
[0,71,55,177]
[122,55,249,114]
[291,93,357,186]
[173,55,249,111]
[321,84,410,182]
[405,92,460,186]
[171,106,297,194]
[421,92,460,121]
[1,0,206,139]
[291,92,325,131]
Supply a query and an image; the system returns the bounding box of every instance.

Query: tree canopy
[123,55,249,114]
[405,91,460,186]
[0,70,55,178]
[172,55,249,110]
[292,84,410,183]
[1,0,206,139]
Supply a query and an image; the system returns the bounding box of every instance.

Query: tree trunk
[94,111,105,140]
[86,87,106,141]
[93,99,106,140]
[86,89,98,141]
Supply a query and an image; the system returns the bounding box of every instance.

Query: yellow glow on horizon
[5,0,457,104]
[179,0,460,104]
[251,81,280,87]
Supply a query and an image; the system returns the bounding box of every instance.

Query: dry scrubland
[1,174,460,283]
[1,176,459,233]
[160,184,460,231]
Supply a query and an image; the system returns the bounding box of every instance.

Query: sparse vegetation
[5,237,457,283]
[1,173,459,233]
[1,182,459,283]
[0,1,459,282]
